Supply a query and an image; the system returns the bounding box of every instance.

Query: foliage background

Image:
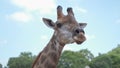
[0,44,120,68]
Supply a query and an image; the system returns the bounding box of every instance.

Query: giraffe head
[42,6,87,45]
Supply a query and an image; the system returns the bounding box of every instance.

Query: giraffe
[32,5,87,68]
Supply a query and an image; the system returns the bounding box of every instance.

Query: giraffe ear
[42,18,55,29]
[79,23,87,29]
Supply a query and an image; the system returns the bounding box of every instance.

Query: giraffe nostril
[75,29,85,34]
[75,29,80,34]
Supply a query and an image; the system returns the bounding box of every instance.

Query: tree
[0,63,2,68]
[78,49,94,61]
[89,54,112,68]
[4,66,7,68]
[7,52,36,68]
[109,54,120,68]
[57,49,93,68]
[108,44,120,68]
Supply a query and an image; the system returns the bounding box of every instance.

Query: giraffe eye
[56,23,62,28]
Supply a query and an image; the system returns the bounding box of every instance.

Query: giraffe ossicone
[32,5,87,68]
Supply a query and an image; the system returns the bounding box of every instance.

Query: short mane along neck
[32,34,65,68]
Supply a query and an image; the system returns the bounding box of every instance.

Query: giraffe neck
[32,35,65,68]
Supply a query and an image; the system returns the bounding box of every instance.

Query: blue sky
[0,0,120,66]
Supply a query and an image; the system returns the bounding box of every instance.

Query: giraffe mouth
[73,35,86,44]
[76,41,84,44]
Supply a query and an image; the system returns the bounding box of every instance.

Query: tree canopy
[0,63,2,68]
[107,44,120,68]
[5,44,120,68]
[7,52,36,68]
[89,44,120,68]
[57,49,94,68]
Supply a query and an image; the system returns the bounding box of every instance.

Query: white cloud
[0,40,7,46]
[86,34,96,40]
[11,0,56,15]
[75,6,87,13]
[7,12,33,22]
[8,0,56,23]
